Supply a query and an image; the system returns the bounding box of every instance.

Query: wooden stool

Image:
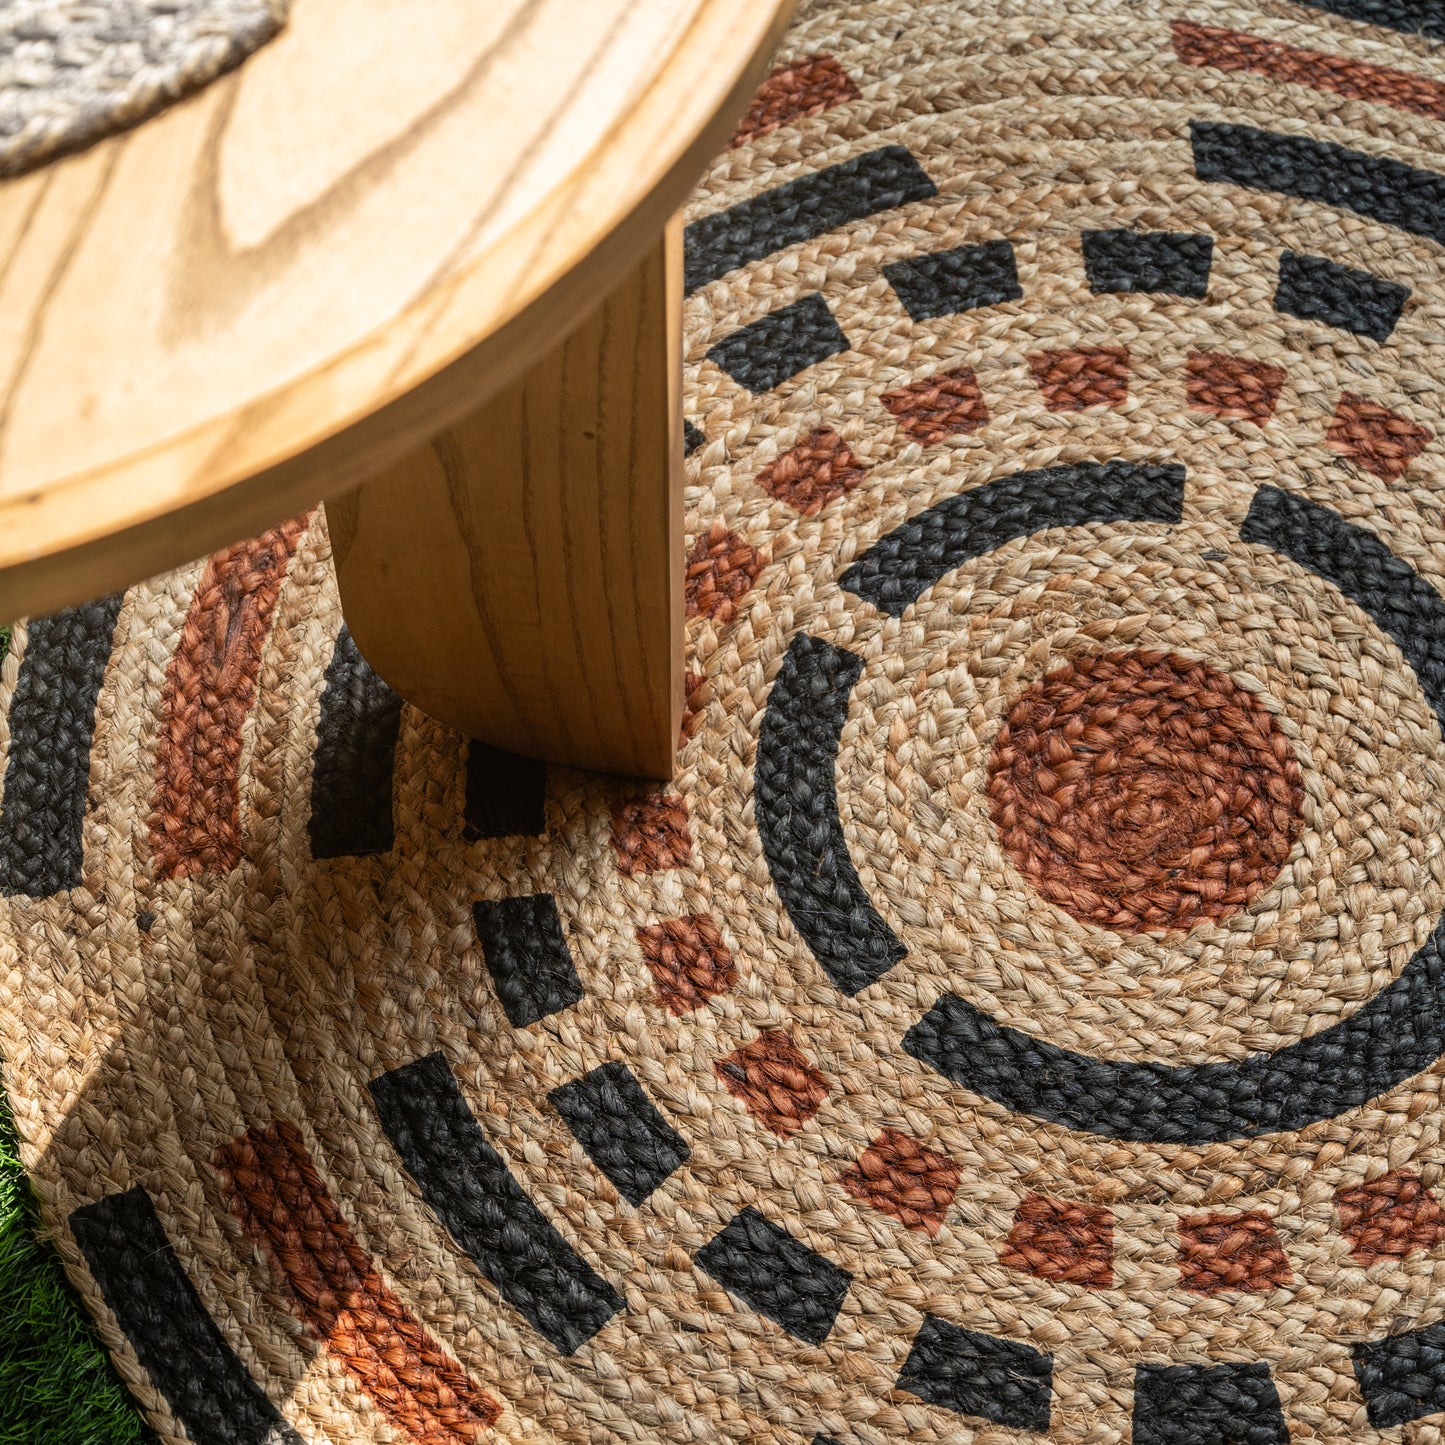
[0,0,793,778]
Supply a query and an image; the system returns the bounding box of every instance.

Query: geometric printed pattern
[11,7,1445,1445]
[695,1207,851,1345]
[1176,1212,1294,1294]
[549,1062,690,1205]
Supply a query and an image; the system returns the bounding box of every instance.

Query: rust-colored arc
[1173,19,1445,121]
[150,514,311,880]
[216,1120,501,1444]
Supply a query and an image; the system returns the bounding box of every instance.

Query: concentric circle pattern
[5,2,1445,1443]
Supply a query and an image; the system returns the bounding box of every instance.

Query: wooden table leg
[327,218,684,780]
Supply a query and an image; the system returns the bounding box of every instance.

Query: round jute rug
[0,1,288,179]
[5,1,1445,1441]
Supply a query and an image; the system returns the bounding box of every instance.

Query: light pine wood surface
[330,220,683,778]
[0,0,793,621]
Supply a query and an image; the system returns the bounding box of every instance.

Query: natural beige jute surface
[0,0,287,178]
[6,0,1445,1442]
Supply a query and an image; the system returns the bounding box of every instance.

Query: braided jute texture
[9,0,1445,1440]
[0,0,287,179]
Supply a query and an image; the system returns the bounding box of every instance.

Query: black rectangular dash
[885,240,1022,320]
[70,1187,302,1445]
[308,626,403,859]
[464,740,545,841]
[1274,250,1409,342]
[1354,1320,1445,1428]
[1192,122,1445,249]
[1133,1361,1286,1444]
[896,1314,1053,1430]
[1081,230,1213,297]
[474,892,584,1026]
[370,1051,624,1355]
[1296,0,1445,39]
[549,1062,690,1205]
[705,294,849,394]
[0,596,122,898]
[684,145,936,293]
[695,1206,851,1345]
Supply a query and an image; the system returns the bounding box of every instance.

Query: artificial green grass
[0,614,153,1445]
[0,1082,154,1445]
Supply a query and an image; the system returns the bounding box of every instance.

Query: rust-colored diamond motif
[610,795,692,877]
[1337,1170,1445,1265]
[730,54,861,148]
[1029,346,1130,412]
[840,1128,960,1236]
[1000,1193,1114,1287]
[1177,1210,1293,1294]
[754,428,866,515]
[714,1030,828,1136]
[881,367,989,443]
[1327,392,1432,481]
[1186,351,1286,424]
[637,913,738,1014]
[685,522,765,623]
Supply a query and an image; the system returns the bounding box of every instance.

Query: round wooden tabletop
[0,0,792,618]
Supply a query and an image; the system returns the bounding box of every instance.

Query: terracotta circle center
[987,650,1304,934]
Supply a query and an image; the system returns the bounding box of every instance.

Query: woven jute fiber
[0,0,287,178]
[6,0,1445,1440]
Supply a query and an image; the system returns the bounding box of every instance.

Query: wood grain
[329,219,683,779]
[0,0,794,621]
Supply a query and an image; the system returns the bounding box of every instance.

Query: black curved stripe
[369,1051,623,1354]
[683,145,936,294]
[1133,1362,1286,1445]
[903,910,1445,1142]
[70,1187,303,1445]
[309,626,403,859]
[1274,251,1409,342]
[1241,485,1445,732]
[1354,1320,1445,1428]
[839,461,1186,617]
[1297,0,1445,39]
[755,634,906,996]
[1192,122,1445,249]
[0,597,123,898]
